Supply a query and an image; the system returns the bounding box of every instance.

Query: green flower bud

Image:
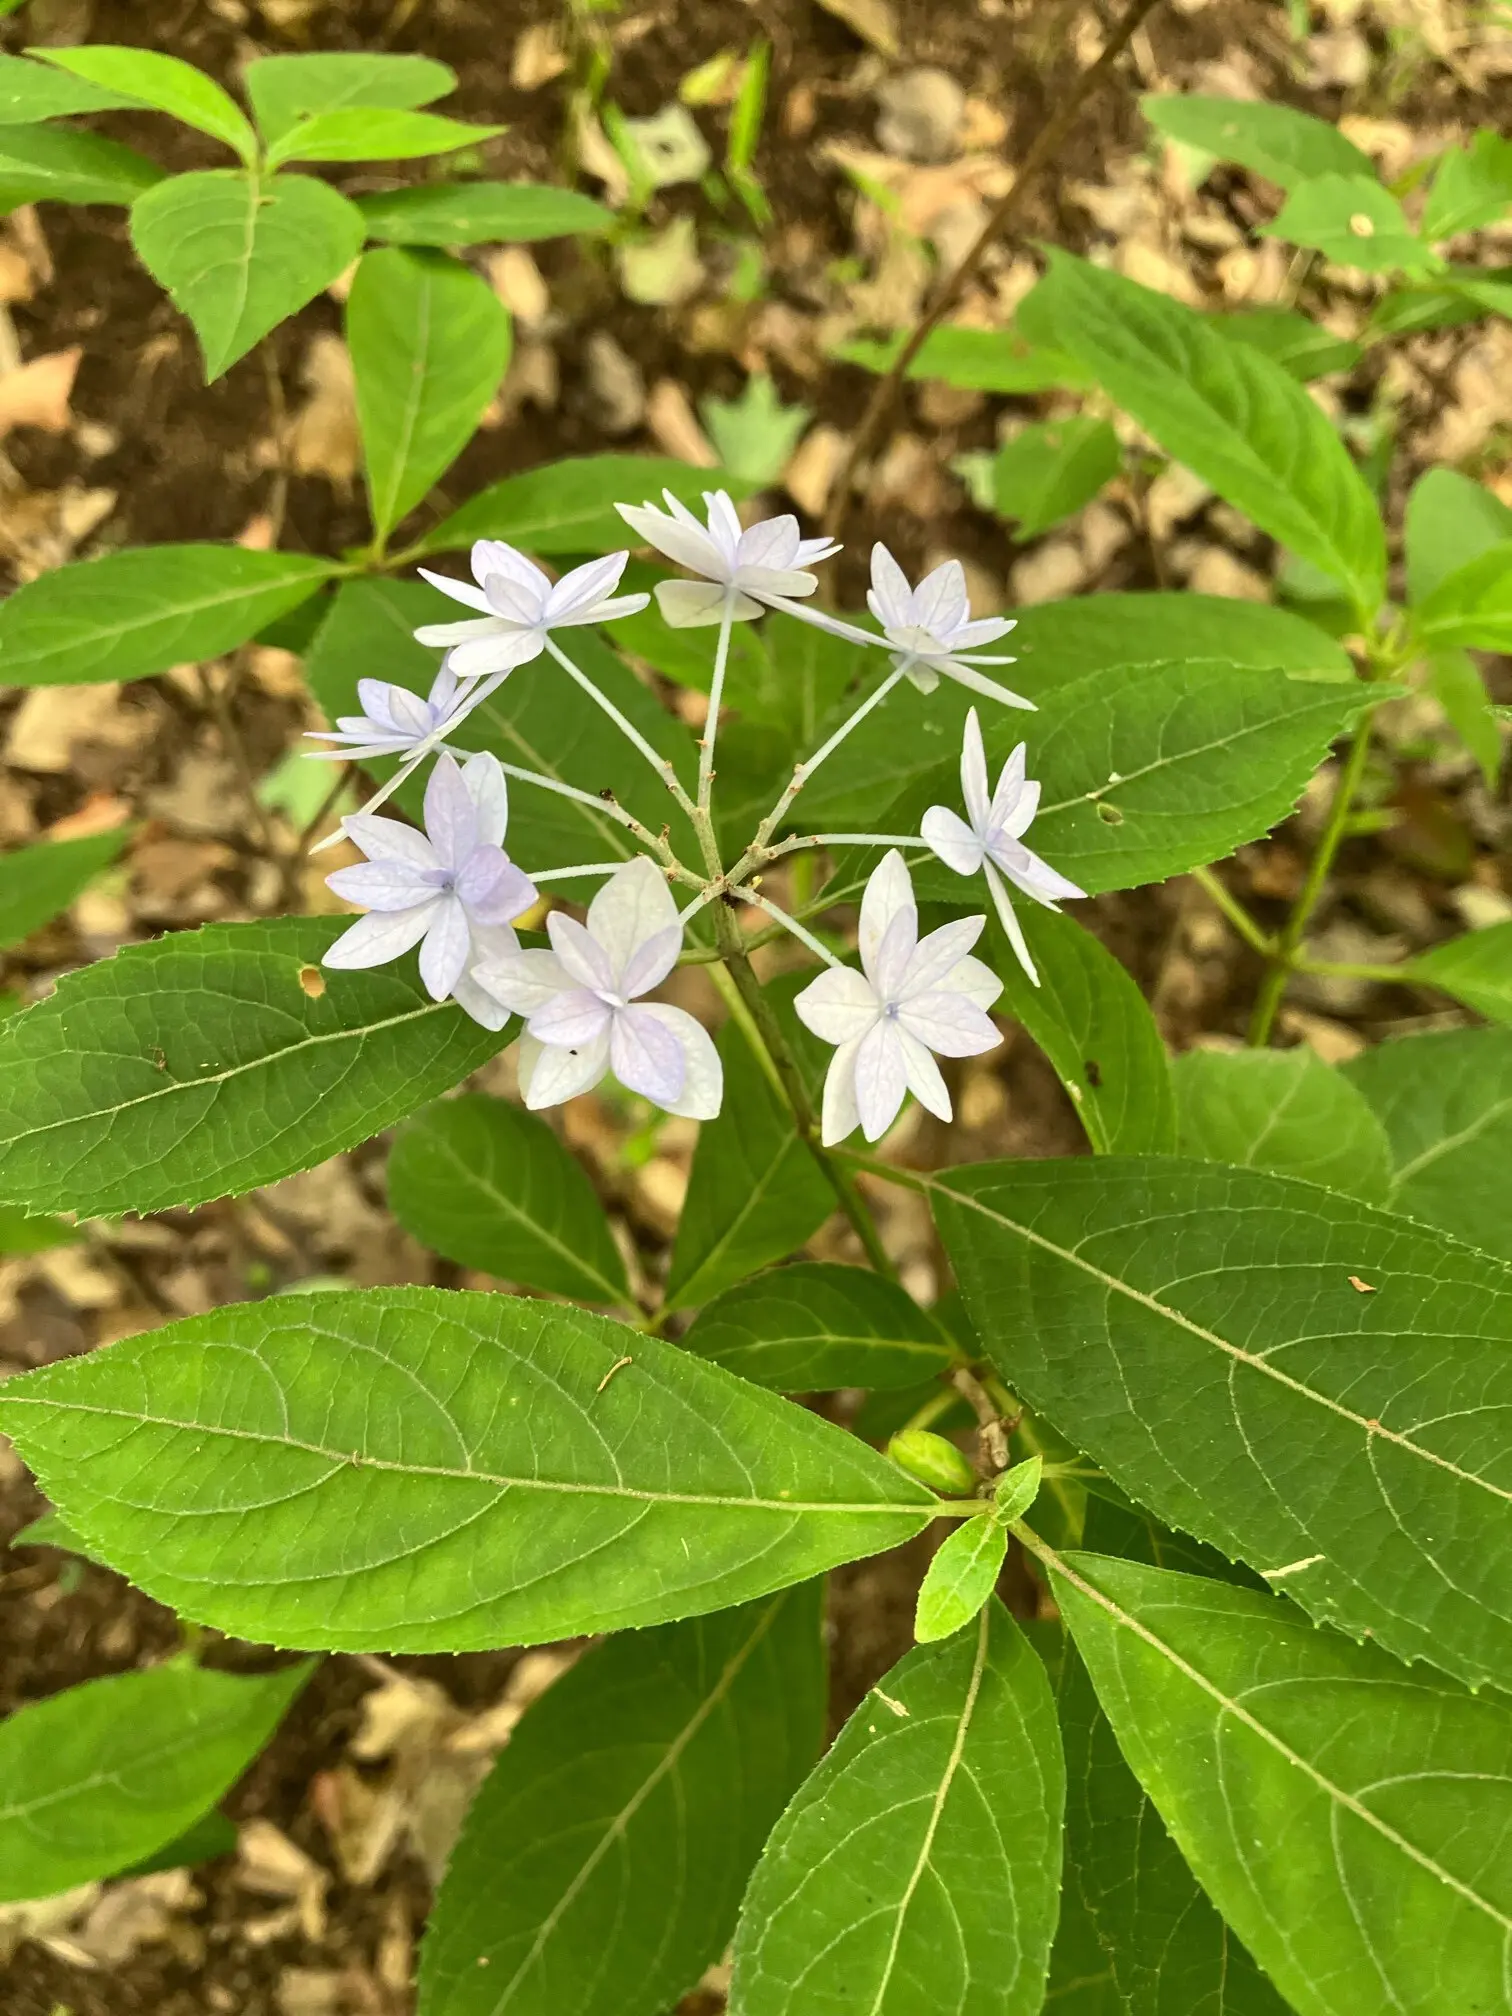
[887,1428,978,1497]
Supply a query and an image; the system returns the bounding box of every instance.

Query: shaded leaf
[729,1602,1063,2016]
[0,544,335,688]
[0,826,128,948]
[1171,1045,1393,1202]
[0,1207,74,1257]
[0,123,163,208]
[418,1585,825,2016]
[992,416,1121,540]
[266,107,502,169]
[118,1808,239,1880]
[1412,537,1512,651]
[0,1660,309,1901]
[1266,174,1432,274]
[1406,922,1512,1024]
[39,45,256,160]
[356,179,613,246]
[244,51,456,144]
[1422,130,1512,242]
[1426,646,1502,785]
[0,51,138,119]
[1211,306,1362,380]
[1037,251,1385,615]
[683,1262,954,1391]
[388,1092,630,1305]
[1053,1550,1512,2016]
[130,170,365,380]
[1405,467,1512,604]
[348,247,512,539]
[933,1155,1512,1690]
[1141,93,1375,188]
[1343,1027,1512,1264]
[0,1288,935,1651]
[420,455,751,559]
[833,323,1091,394]
[0,916,503,1217]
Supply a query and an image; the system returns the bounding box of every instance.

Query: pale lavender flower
[305,659,468,763]
[324,751,537,1026]
[794,850,1002,1145]
[475,856,722,1118]
[867,546,1033,709]
[616,488,840,627]
[415,542,648,678]
[921,709,1085,986]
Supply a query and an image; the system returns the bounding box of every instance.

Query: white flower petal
[912,558,969,639]
[325,859,439,912]
[547,911,617,994]
[413,616,502,647]
[610,1003,687,1108]
[450,965,512,1031]
[872,907,918,1002]
[984,859,1038,986]
[448,631,543,679]
[462,750,509,848]
[473,947,571,1015]
[417,568,495,615]
[946,954,1004,1013]
[939,657,1035,711]
[999,776,1041,841]
[960,708,991,833]
[989,837,1086,907]
[419,893,472,1001]
[794,966,879,1046]
[896,1026,953,1121]
[518,1027,611,1110]
[896,990,1001,1058]
[471,540,549,598]
[703,490,744,562]
[567,590,651,627]
[820,1034,864,1147]
[866,544,914,631]
[619,923,682,1000]
[735,514,801,570]
[423,754,478,873]
[988,743,1029,833]
[531,987,615,1049]
[858,849,916,980]
[853,1019,908,1144]
[481,572,544,625]
[323,902,435,971]
[635,1004,723,1119]
[340,813,437,872]
[739,565,824,602]
[587,856,678,983]
[654,578,761,627]
[954,614,1018,651]
[548,552,629,618]
[921,805,986,878]
[794,534,843,568]
[618,499,725,578]
[901,915,985,999]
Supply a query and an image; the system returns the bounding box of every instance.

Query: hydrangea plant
[1,36,1511,2016]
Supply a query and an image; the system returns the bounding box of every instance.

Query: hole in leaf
[1096,801,1124,825]
[298,965,326,999]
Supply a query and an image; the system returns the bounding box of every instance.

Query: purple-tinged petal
[557,590,652,628]
[610,1003,686,1108]
[423,754,479,873]
[454,847,536,926]
[419,893,471,1001]
[323,902,435,971]
[988,837,1085,907]
[546,910,617,994]
[472,947,571,1016]
[461,751,509,848]
[448,631,542,679]
[620,924,682,1000]
[471,539,549,597]
[325,859,442,912]
[531,987,614,1049]
[341,813,437,871]
[518,1027,611,1110]
[547,552,629,618]
[588,856,679,985]
[634,1004,723,1119]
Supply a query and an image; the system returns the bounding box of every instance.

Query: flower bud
[887,1428,978,1498]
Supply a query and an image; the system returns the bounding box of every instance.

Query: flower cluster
[312,490,1084,1142]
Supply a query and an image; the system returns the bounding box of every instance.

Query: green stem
[1247,720,1377,1047]
[1192,865,1275,957]
[895,1383,964,1437]
[708,910,899,1281]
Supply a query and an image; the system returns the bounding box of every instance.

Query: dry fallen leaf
[646,379,718,466]
[287,332,360,487]
[0,344,79,436]
[817,0,899,56]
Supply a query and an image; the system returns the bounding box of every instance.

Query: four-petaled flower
[324,751,537,1029]
[867,547,1033,710]
[617,488,840,628]
[306,659,468,764]
[795,851,1002,1145]
[415,542,648,678]
[921,709,1085,986]
[476,856,722,1118]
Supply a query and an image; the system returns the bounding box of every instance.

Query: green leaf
[1427,645,1503,786]
[348,247,511,540]
[0,1660,308,1901]
[118,1808,239,1880]
[421,455,750,559]
[1422,130,1512,241]
[664,1003,833,1313]
[1343,1027,1512,1265]
[1141,93,1376,189]
[265,107,502,170]
[302,577,698,876]
[700,372,811,490]
[1037,251,1386,615]
[830,659,1373,900]
[356,179,613,246]
[0,1207,74,1256]
[933,1156,1512,1690]
[914,1518,1007,1643]
[0,51,139,121]
[418,1585,824,2016]
[1412,537,1512,650]
[832,322,1091,393]
[0,1288,935,1651]
[0,826,128,948]
[992,417,1121,540]
[38,45,256,162]
[993,1455,1043,1526]
[991,909,1176,1156]
[1171,1045,1393,1202]
[10,1506,89,1550]
[0,916,503,1217]
[1056,1636,1288,2016]
[730,1602,1063,2016]
[387,1092,630,1305]
[0,122,164,208]
[1266,173,1432,274]
[1053,1550,1512,2016]
[243,51,456,144]
[1211,305,1363,380]
[1443,263,1512,319]
[0,544,335,689]
[130,170,365,381]
[1366,283,1483,339]
[1406,922,1512,1024]
[683,1263,954,1391]
[1405,466,1512,603]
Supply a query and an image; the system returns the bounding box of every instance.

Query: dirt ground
[1,0,1510,2008]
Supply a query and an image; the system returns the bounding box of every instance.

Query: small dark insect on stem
[822,0,1168,536]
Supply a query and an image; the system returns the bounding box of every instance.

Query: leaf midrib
[373,263,433,535]
[4,556,326,671]
[670,1133,811,1309]
[1,1393,927,1519]
[1390,1089,1512,1187]
[1054,1550,1512,1934]
[937,1178,1512,1510]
